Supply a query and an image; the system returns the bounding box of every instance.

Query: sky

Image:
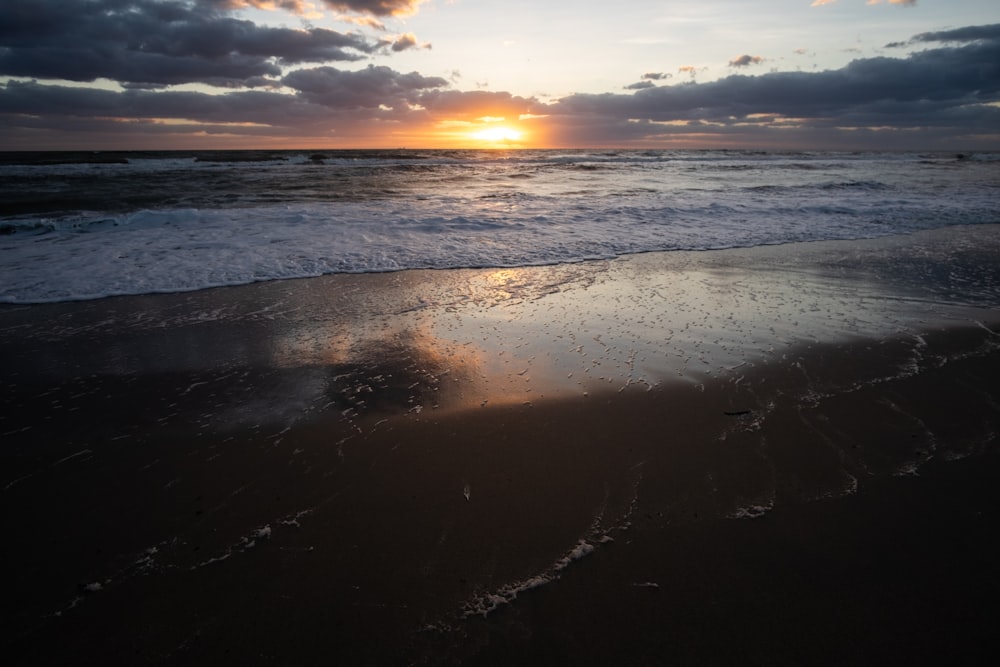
[0,0,998,150]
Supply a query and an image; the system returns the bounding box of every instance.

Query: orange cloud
[678,65,707,78]
[387,32,432,52]
[220,1,319,13]
[729,55,765,68]
[220,0,428,18]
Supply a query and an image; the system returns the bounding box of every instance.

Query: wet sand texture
[2,225,1000,665]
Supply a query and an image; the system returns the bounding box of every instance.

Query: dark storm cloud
[321,0,426,16]
[0,79,319,126]
[906,23,1000,44]
[283,65,447,108]
[0,0,380,87]
[0,65,451,121]
[886,23,1000,48]
[548,26,1000,144]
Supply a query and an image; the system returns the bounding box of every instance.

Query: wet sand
[2,225,1000,665]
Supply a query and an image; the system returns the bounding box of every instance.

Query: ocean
[1,149,997,304]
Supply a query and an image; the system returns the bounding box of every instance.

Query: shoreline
[2,221,998,307]
[3,227,999,664]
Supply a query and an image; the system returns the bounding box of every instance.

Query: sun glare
[471,126,523,143]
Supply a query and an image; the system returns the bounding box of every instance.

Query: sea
[1,148,997,304]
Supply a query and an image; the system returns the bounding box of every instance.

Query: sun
[471,126,523,143]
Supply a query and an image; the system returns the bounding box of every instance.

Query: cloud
[0,65,546,149]
[1,21,998,149]
[417,89,539,119]
[910,24,1000,44]
[321,1,426,17]
[333,14,388,30]
[626,73,672,90]
[212,1,319,13]
[0,79,312,124]
[729,55,765,68]
[886,23,1000,49]
[386,32,431,52]
[545,27,1000,147]
[283,64,447,108]
[557,37,999,122]
[214,0,426,17]
[0,67,457,150]
[0,0,385,88]
[677,65,707,78]
[813,0,916,6]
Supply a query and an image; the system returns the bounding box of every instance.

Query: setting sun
[471,126,523,143]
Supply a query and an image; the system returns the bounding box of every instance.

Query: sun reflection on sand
[479,268,526,301]
[218,228,1000,430]
[258,265,609,419]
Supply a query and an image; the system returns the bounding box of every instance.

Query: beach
[3,225,1000,665]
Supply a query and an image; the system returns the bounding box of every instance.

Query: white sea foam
[462,539,600,618]
[2,150,997,303]
[460,482,641,619]
[728,494,775,519]
[192,522,274,569]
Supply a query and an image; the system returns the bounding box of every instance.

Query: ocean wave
[2,149,997,303]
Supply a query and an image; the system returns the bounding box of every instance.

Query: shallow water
[1,149,997,302]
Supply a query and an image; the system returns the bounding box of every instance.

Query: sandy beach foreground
[3,226,1000,665]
